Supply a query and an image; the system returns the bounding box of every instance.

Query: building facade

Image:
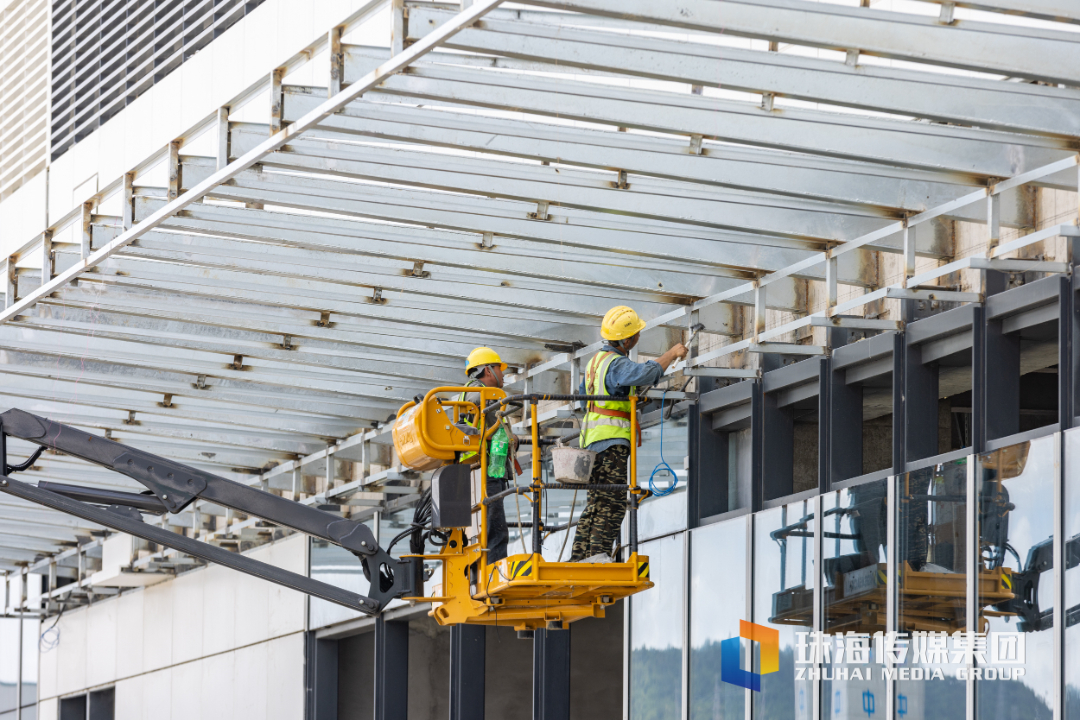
[1,0,1079,719]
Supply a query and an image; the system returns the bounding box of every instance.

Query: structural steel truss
[1,0,1079,596]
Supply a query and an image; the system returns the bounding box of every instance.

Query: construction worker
[460,347,513,562]
[569,307,688,563]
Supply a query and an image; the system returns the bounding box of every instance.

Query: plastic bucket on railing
[550,420,596,483]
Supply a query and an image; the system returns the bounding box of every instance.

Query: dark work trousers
[486,475,509,562]
[569,444,630,561]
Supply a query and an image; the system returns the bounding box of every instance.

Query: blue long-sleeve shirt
[578,345,662,453]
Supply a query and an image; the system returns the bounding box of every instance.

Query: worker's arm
[654,343,689,371]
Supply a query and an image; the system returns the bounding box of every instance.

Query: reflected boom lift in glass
[768,450,1080,634]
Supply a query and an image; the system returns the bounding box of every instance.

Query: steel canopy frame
[1,0,1079,586]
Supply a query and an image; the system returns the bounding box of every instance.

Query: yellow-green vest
[580,351,634,448]
[458,379,486,462]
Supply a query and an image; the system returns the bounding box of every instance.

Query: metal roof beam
[0,375,363,438]
[522,0,1080,85]
[408,6,1080,137]
[343,66,1073,178]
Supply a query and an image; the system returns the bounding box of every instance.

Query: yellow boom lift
[393,387,653,631]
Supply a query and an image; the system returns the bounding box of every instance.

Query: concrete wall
[35,535,307,720]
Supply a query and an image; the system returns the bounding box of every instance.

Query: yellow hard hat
[465,347,507,375]
[601,306,647,341]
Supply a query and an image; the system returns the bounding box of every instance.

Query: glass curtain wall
[977,436,1056,720]
[896,459,968,719]
[754,501,814,720]
[822,479,888,718]
[689,515,747,720]
[631,533,686,720]
[1066,428,1080,720]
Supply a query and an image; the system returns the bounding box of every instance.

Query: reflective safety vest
[580,351,634,448]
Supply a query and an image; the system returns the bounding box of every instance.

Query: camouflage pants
[569,444,630,561]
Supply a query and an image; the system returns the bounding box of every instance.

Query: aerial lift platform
[0,388,652,630]
[392,387,652,631]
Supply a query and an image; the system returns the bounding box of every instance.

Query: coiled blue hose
[647,391,679,497]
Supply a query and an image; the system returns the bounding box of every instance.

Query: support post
[374,617,409,720]
[750,381,764,512]
[80,201,93,258]
[987,191,1001,251]
[753,282,766,341]
[4,256,15,309]
[305,632,338,720]
[329,27,345,97]
[761,386,794,502]
[827,355,863,487]
[41,231,53,285]
[392,0,406,56]
[450,625,486,720]
[167,140,180,201]
[270,68,285,134]
[688,378,727,525]
[902,220,915,281]
[1064,249,1079,429]
[216,107,230,171]
[902,315,938,466]
[980,300,1020,447]
[122,172,134,229]
[533,628,570,720]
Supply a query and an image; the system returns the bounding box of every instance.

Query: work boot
[580,553,613,564]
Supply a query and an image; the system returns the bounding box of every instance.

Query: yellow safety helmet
[601,306,648,341]
[465,347,507,375]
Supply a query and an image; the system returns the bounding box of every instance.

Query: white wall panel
[142,581,174,673]
[85,599,118,688]
[170,658,202,720]
[113,673,143,720]
[37,616,57,700]
[234,565,271,648]
[54,606,87,696]
[265,633,306,720]
[201,565,236,657]
[232,641,269,719]
[201,649,236,719]
[170,571,205,665]
[37,697,57,720]
[140,667,172,720]
[266,536,307,638]
[114,589,145,680]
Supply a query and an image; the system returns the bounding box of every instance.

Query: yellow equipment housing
[394,386,653,631]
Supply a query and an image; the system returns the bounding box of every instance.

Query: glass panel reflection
[822,479,888,718]
[754,502,814,720]
[690,516,747,720]
[1067,428,1080,720]
[896,459,968,719]
[977,436,1056,720]
[631,533,685,720]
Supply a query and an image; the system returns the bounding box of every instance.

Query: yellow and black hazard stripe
[637,560,650,579]
[510,558,534,580]
[1001,572,1012,590]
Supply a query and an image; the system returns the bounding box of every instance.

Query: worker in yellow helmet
[460,347,512,562]
[569,307,688,563]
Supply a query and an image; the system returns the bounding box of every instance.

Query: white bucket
[550,445,596,484]
[550,419,596,484]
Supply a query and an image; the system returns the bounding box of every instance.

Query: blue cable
[648,390,679,497]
